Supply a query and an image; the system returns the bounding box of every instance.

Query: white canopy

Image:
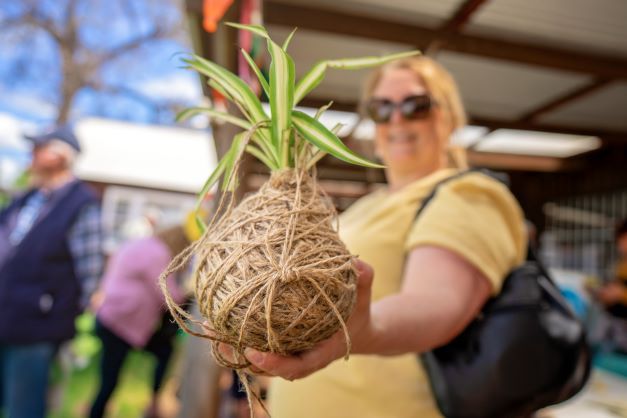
[74,118,216,194]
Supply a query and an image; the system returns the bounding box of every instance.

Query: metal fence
[541,188,627,280]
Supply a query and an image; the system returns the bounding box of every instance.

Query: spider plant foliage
[178,23,419,201]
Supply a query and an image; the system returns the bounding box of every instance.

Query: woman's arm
[239,246,492,380]
[354,245,491,355]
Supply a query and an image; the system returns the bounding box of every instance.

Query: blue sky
[0,0,203,127]
[0,0,206,188]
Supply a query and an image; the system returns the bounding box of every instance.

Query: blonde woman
[217,56,530,417]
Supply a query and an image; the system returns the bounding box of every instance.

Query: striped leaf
[326,50,420,70]
[292,110,383,168]
[225,22,269,39]
[183,56,267,126]
[221,132,246,191]
[228,23,299,164]
[207,79,233,102]
[176,107,252,129]
[197,158,228,207]
[305,122,344,169]
[294,50,420,104]
[314,101,334,120]
[246,145,277,169]
[282,27,298,51]
[294,61,326,105]
[267,38,295,166]
[240,48,270,98]
[222,126,261,190]
[188,56,274,153]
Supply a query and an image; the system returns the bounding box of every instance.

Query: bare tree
[0,0,193,124]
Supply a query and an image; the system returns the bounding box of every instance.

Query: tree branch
[26,9,63,43]
[86,81,171,116]
[98,27,169,66]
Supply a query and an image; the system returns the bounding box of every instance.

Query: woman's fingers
[200,259,376,380]
[353,259,374,312]
[244,337,342,381]
[243,259,376,380]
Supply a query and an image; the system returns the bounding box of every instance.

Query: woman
[89,225,191,418]
[230,56,528,417]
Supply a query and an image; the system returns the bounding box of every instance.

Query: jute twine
[159,168,357,377]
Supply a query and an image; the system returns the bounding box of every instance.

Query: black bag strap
[413,169,477,221]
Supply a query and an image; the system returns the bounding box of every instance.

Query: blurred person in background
[0,125,104,418]
[88,225,192,418]
[120,206,162,242]
[597,219,627,318]
[218,56,528,417]
[588,219,627,353]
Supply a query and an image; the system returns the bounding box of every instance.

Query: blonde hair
[361,56,468,169]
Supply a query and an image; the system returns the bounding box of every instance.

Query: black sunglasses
[365,94,435,124]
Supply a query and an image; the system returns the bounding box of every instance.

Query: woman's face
[371,68,450,178]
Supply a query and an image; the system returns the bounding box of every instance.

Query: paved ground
[541,369,627,418]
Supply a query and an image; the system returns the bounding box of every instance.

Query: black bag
[415,171,591,418]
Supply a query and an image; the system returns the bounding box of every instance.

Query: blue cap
[24,125,81,153]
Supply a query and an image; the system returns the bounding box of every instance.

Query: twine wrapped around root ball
[160,169,358,371]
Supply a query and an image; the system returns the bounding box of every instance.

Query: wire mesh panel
[541,188,627,280]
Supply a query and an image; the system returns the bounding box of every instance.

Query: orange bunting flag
[203,0,234,33]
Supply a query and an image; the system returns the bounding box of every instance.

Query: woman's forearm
[353,247,492,356]
[353,292,464,356]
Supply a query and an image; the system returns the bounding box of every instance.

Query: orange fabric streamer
[203,0,234,33]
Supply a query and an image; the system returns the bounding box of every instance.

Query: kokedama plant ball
[159,22,417,380]
[195,169,357,363]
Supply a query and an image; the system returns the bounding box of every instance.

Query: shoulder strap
[415,168,511,221]
[414,170,474,221]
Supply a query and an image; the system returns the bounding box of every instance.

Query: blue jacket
[0,181,97,344]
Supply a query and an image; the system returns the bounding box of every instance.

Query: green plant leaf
[294,61,326,107]
[225,22,269,39]
[195,214,206,235]
[207,79,233,102]
[246,145,277,169]
[294,50,420,104]
[176,107,252,129]
[292,110,383,168]
[221,125,262,190]
[227,22,297,166]
[267,38,295,166]
[192,57,275,156]
[182,56,267,126]
[240,49,270,98]
[193,153,230,230]
[326,50,420,70]
[314,101,334,120]
[330,122,344,134]
[282,27,298,51]
[221,132,246,191]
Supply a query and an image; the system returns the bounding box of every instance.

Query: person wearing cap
[0,125,104,418]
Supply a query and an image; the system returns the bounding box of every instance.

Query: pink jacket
[97,236,187,347]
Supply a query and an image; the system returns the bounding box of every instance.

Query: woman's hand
[216,259,375,381]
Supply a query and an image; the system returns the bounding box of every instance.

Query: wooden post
[176,2,241,418]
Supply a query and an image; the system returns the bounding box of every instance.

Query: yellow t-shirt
[269,169,528,418]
